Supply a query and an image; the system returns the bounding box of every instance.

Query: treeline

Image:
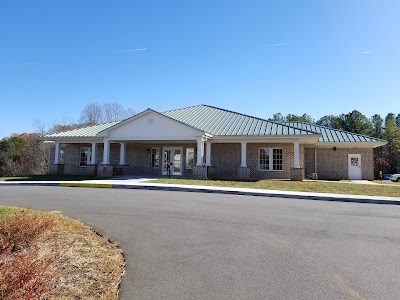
[0,133,49,176]
[269,110,400,174]
[0,102,135,177]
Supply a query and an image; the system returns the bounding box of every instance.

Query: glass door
[163,147,182,176]
[163,149,172,175]
[173,149,182,175]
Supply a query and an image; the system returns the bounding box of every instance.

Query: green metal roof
[284,122,386,143]
[43,104,385,144]
[44,121,121,138]
[162,105,313,136]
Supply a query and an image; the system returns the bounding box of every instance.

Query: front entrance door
[348,154,362,180]
[163,147,182,176]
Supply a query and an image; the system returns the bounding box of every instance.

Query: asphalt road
[1,186,400,300]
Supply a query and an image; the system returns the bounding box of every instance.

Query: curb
[59,183,113,188]
[1,181,400,205]
[111,184,400,205]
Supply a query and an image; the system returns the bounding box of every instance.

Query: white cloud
[23,61,40,65]
[359,51,374,54]
[116,48,147,53]
[265,43,286,47]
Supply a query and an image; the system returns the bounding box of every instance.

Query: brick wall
[64,144,93,175]
[210,142,304,180]
[123,143,196,177]
[60,142,374,180]
[304,147,374,180]
[211,143,241,178]
[248,143,304,180]
[63,143,197,177]
[304,147,316,176]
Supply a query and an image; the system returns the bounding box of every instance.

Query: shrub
[0,210,59,299]
[0,245,60,300]
[0,211,55,252]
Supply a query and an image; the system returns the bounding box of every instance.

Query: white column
[206,142,212,166]
[293,141,300,168]
[196,138,203,166]
[102,139,110,165]
[119,142,126,165]
[54,142,60,164]
[91,143,97,165]
[241,142,247,167]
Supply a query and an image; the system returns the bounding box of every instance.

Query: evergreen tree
[383,114,400,173]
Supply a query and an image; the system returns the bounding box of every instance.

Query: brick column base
[97,165,113,177]
[86,164,97,176]
[237,166,250,179]
[207,166,215,179]
[193,166,206,179]
[290,167,304,181]
[49,164,64,175]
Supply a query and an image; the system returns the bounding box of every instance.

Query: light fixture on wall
[146,148,150,154]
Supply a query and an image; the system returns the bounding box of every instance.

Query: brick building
[43,105,386,180]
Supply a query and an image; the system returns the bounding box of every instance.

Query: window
[59,149,65,164]
[58,145,66,164]
[186,148,195,169]
[259,148,283,171]
[79,147,91,167]
[152,148,160,167]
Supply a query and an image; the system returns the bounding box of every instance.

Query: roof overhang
[310,141,387,148]
[38,137,103,143]
[209,134,321,144]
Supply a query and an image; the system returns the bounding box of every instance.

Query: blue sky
[1,0,399,138]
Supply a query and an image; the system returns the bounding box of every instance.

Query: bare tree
[79,102,103,124]
[103,102,129,122]
[33,119,48,135]
[127,107,136,117]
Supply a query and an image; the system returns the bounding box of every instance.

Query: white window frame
[152,148,160,168]
[79,147,92,167]
[185,148,195,169]
[258,148,284,171]
[162,147,183,175]
[59,145,66,164]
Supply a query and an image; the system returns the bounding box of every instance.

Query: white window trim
[152,148,160,168]
[162,147,183,175]
[185,147,195,169]
[79,147,92,168]
[59,146,66,165]
[258,147,284,171]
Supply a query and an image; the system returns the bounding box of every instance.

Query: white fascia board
[118,140,198,144]
[314,141,387,148]
[104,136,202,141]
[210,134,320,144]
[38,137,103,143]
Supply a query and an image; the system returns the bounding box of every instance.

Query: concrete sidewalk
[1,178,400,205]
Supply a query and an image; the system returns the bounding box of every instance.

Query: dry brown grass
[0,207,125,300]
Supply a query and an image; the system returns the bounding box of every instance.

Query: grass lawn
[0,207,15,219]
[150,179,400,198]
[0,174,98,181]
[373,180,400,185]
[0,206,124,299]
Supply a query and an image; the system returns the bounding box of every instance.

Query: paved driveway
[1,186,400,300]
